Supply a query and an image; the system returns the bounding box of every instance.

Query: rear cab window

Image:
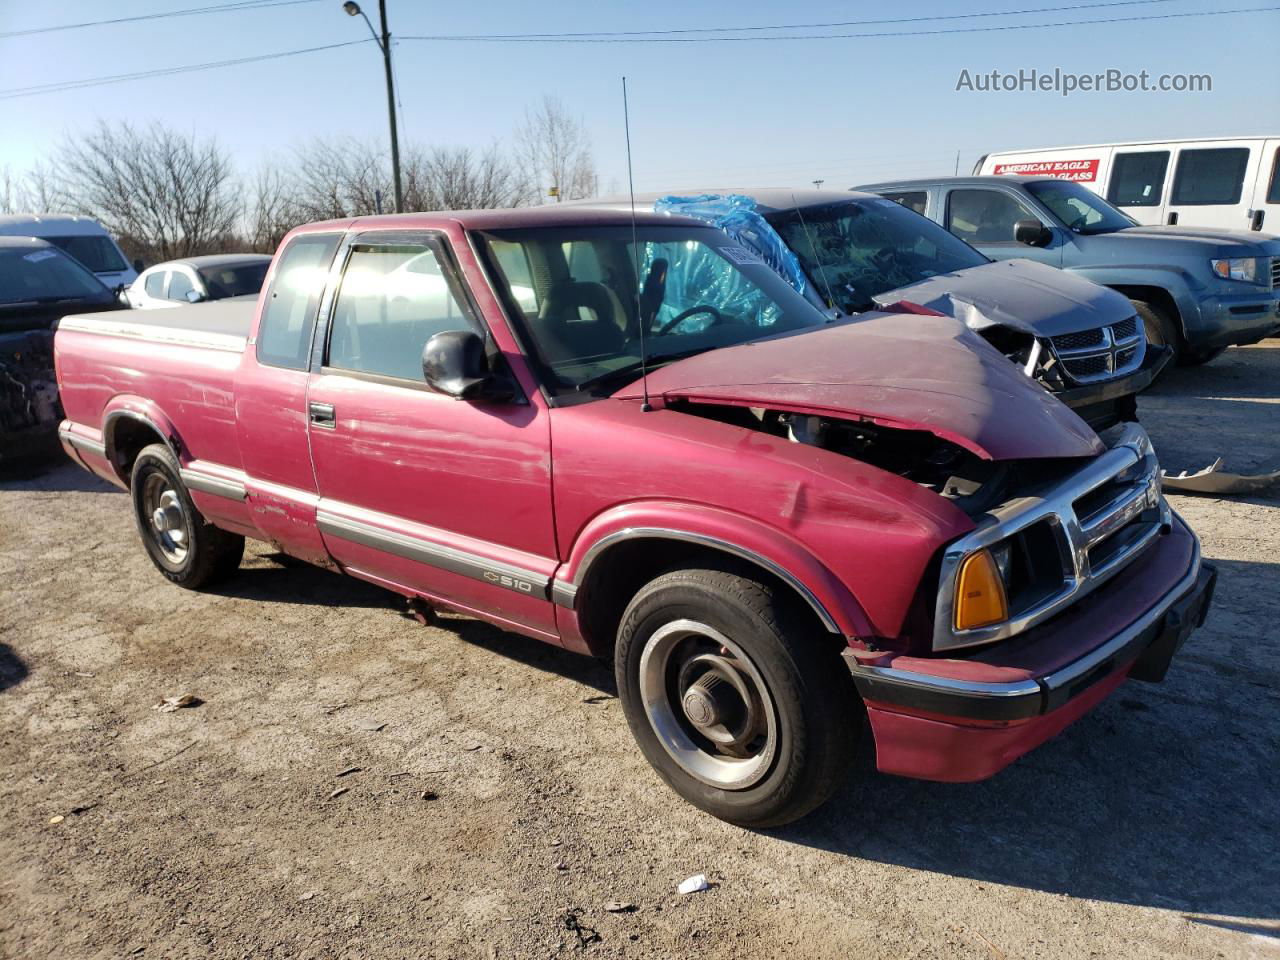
[880,191,928,216]
[1107,151,1169,206]
[1171,148,1250,205]
[256,233,341,370]
[325,241,480,383]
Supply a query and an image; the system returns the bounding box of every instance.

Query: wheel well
[1106,285,1184,342]
[574,538,840,659]
[107,416,170,485]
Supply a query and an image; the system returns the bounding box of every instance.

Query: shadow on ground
[0,643,29,692]
[0,456,118,494]
[1142,343,1280,480]
[775,554,1280,920]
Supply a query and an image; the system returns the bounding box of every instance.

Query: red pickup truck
[54,207,1215,827]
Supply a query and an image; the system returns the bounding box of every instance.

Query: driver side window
[946,189,1032,244]
[327,243,477,382]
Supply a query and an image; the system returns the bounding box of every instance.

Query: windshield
[198,261,270,299]
[478,225,831,396]
[0,245,111,304]
[1025,180,1137,234]
[46,234,127,273]
[765,198,989,313]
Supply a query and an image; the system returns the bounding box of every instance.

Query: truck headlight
[953,547,1009,631]
[1210,257,1261,283]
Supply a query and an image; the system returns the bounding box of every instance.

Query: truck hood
[615,311,1103,462]
[871,258,1133,338]
[1110,225,1280,256]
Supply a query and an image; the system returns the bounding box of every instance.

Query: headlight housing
[1210,257,1262,283]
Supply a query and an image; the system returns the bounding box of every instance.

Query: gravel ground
[2,341,1278,960]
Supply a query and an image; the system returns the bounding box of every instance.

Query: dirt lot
[2,343,1278,960]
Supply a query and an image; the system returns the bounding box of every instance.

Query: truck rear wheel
[615,565,859,828]
[130,443,244,589]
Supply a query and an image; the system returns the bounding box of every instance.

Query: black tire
[129,443,244,589]
[615,565,860,828]
[1132,299,1180,367]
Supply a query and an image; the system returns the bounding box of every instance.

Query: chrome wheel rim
[142,473,188,563]
[638,619,778,790]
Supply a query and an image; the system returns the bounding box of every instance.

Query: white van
[0,214,138,287]
[975,136,1280,233]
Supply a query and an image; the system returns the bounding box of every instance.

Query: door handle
[309,402,336,429]
[1167,211,1179,225]
[1251,209,1265,231]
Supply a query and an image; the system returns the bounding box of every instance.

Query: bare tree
[289,138,390,220]
[403,144,529,211]
[56,121,240,260]
[246,161,305,253]
[515,96,598,203]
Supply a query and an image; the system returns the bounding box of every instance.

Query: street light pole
[343,1,403,213]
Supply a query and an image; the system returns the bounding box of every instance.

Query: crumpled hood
[615,312,1103,462]
[872,258,1133,337]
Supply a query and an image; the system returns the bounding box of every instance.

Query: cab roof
[292,205,709,237]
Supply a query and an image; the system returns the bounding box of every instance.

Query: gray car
[856,175,1280,365]
[594,190,1167,429]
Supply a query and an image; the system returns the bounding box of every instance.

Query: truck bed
[56,297,255,353]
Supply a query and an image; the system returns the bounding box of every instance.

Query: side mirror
[132,259,145,274]
[185,289,206,304]
[422,330,514,402]
[1014,219,1053,247]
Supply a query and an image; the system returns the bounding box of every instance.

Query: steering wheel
[655,305,725,336]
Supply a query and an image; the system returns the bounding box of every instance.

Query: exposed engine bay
[675,400,1031,516]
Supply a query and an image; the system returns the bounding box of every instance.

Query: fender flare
[554,501,875,639]
[101,396,184,482]
[1066,265,1202,338]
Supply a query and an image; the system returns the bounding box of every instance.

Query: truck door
[1163,140,1260,230]
[943,186,1063,266]
[305,230,559,640]
[235,231,343,566]
[1105,149,1170,226]
[1248,139,1280,233]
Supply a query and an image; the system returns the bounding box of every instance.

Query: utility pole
[812,179,824,189]
[343,1,403,213]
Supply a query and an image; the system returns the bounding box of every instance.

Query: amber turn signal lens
[953,548,1009,631]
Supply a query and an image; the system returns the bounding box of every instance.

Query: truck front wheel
[615,566,860,828]
[130,443,244,589]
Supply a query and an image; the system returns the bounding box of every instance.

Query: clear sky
[1,0,1277,196]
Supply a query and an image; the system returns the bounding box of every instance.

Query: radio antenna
[622,76,651,412]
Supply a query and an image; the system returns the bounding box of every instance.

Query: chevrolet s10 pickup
[54,206,1216,826]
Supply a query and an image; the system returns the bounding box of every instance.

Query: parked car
[127,254,272,309]
[625,190,1166,429]
[975,135,1280,232]
[0,236,125,460]
[0,214,138,288]
[54,207,1214,827]
[858,175,1280,364]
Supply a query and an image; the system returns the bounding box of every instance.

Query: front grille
[1062,354,1110,379]
[932,423,1168,652]
[1271,256,1279,289]
[1052,328,1106,351]
[1048,313,1147,385]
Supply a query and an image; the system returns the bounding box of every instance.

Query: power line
[402,4,1280,43]
[0,0,322,40]
[0,40,372,100]
[403,0,1181,41]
